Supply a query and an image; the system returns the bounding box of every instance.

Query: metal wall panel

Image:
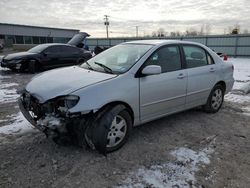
[207,37,236,46]
[237,47,250,56]
[0,24,79,37]
[238,36,250,46]
[182,38,206,45]
[66,34,250,56]
[96,39,110,46]
[110,39,126,45]
[208,46,235,55]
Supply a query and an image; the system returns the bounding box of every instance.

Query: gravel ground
[0,59,250,188]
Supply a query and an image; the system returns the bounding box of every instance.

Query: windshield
[28,44,49,53]
[81,44,153,74]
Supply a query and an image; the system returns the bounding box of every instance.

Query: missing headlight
[55,95,79,113]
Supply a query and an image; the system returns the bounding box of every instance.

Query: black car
[0,32,92,73]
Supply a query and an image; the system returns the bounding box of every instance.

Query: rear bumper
[225,78,235,94]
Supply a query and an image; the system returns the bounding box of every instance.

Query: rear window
[183,45,213,68]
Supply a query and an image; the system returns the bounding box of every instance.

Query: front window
[28,44,49,53]
[81,44,153,74]
[144,45,182,73]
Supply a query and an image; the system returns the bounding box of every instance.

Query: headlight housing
[56,95,80,110]
[8,59,22,64]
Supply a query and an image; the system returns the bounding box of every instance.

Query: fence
[86,34,250,57]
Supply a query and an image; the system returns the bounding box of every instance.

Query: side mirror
[141,65,161,76]
[43,51,51,56]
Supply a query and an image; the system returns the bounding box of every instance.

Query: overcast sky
[0,0,249,37]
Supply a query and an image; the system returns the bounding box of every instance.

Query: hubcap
[211,89,223,110]
[107,115,127,148]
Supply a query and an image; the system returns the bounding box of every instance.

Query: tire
[203,84,225,113]
[84,105,132,154]
[28,60,40,73]
[19,63,28,72]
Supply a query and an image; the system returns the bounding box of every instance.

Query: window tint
[145,45,182,73]
[183,46,210,68]
[61,46,78,54]
[45,46,61,53]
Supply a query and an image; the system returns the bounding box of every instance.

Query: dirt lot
[0,61,250,188]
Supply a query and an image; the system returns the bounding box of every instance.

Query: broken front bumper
[18,98,44,131]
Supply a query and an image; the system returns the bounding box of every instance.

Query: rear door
[60,46,80,65]
[139,45,187,122]
[182,45,216,109]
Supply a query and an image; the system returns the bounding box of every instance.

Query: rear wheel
[203,85,224,113]
[28,60,40,73]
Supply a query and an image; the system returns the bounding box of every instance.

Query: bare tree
[199,24,205,35]
[185,28,198,36]
[152,31,157,37]
[230,24,240,34]
[157,28,166,37]
[205,24,211,35]
[170,31,181,37]
[243,29,249,34]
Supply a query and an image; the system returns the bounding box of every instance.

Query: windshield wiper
[94,62,113,74]
[85,61,94,70]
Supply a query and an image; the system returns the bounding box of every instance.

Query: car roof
[124,40,202,46]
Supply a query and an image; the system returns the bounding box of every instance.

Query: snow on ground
[0,112,34,135]
[0,70,19,103]
[0,80,19,103]
[225,58,250,103]
[228,58,250,93]
[118,145,215,188]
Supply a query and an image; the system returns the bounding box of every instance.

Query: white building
[0,23,79,46]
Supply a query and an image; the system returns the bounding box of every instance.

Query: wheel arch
[215,81,226,92]
[96,101,134,124]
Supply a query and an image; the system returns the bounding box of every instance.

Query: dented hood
[25,66,116,103]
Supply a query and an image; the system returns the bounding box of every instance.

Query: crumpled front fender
[85,105,126,155]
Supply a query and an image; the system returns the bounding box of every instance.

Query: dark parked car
[0,32,92,73]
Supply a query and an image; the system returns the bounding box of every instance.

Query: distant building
[0,23,79,47]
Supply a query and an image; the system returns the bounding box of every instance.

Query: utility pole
[136,26,139,37]
[104,15,110,38]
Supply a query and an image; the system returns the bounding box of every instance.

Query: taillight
[223,54,228,61]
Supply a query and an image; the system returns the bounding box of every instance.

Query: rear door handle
[177,73,185,79]
[209,67,216,72]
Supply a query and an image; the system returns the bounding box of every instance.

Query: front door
[139,45,187,122]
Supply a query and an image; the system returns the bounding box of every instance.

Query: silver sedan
[19,40,234,154]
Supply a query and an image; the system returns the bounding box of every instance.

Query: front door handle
[177,73,185,79]
[209,67,216,72]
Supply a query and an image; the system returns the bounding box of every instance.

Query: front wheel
[84,105,132,154]
[203,85,224,113]
[28,60,40,73]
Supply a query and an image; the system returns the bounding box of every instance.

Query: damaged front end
[19,90,119,155]
[19,91,86,144]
